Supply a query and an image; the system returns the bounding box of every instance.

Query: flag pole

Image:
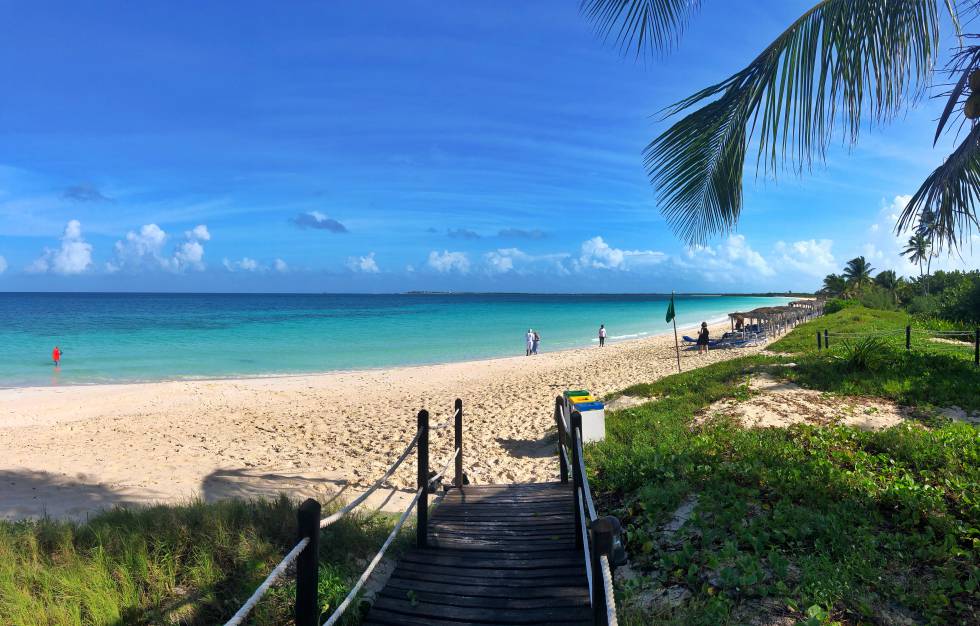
[671,291,681,373]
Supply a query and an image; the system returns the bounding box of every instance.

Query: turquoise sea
[0,293,792,387]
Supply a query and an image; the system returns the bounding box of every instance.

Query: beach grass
[593,310,980,624]
[0,496,405,625]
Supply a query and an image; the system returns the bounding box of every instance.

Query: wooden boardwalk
[363,481,592,625]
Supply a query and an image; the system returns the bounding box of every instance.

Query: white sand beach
[1,320,772,520]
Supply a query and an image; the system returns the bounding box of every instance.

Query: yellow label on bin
[568,395,595,404]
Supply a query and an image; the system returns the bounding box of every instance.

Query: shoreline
[0,317,775,520]
[0,313,739,392]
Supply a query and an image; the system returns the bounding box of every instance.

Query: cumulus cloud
[274,258,288,273]
[447,228,481,240]
[292,211,348,233]
[223,257,261,272]
[28,219,93,275]
[684,234,774,277]
[483,248,570,276]
[427,250,470,273]
[63,184,111,202]
[576,236,666,271]
[0,255,6,274]
[109,223,210,273]
[773,239,835,277]
[346,252,380,273]
[498,228,546,240]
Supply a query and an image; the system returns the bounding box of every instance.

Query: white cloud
[0,255,6,274]
[274,258,288,273]
[773,239,835,277]
[28,219,93,275]
[484,247,571,275]
[576,236,665,271]
[685,234,773,277]
[223,257,261,272]
[186,224,210,241]
[346,252,380,273]
[110,223,210,272]
[427,250,470,273]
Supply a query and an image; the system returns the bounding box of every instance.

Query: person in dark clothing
[696,322,709,355]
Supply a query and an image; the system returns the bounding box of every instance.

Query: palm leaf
[579,0,701,58]
[897,124,980,249]
[645,0,941,245]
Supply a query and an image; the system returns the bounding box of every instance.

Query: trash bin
[570,401,605,443]
[563,389,590,399]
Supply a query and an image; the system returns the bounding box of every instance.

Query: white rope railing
[577,489,593,599]
[574,428,598,523]
[320,430,421,529]
[320,485,425,626]
[430,407,460,431]
[599,555,619,626]
[223,536,311,626]
[321,446,460,626]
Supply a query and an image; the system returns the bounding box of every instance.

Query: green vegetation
[0,497,402,625]
[590,309,980,625]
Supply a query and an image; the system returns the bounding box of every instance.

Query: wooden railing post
[824,329,829,349]
[906,325,911,351]
[454,398,464,489]
[417,409,429,548]
[816,331,822,351]
[975,329,979,367]
[295,498,321,626]
[570,410,583,549]
[556,397,568,484]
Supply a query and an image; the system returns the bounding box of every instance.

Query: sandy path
[1,320,770,520]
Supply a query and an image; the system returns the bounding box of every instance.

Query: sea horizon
[0,292,795,388]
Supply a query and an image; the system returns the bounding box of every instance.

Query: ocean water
[0,293,791,387]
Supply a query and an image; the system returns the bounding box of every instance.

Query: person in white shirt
[525,329,534,356]
[598,324,607,347]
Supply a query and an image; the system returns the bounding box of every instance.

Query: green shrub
[823,298,858,314]
[857,285,898,311]
[906,294,940,316]
[831,337,887,371]
[936,274,980,325]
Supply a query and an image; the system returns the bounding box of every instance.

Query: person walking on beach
[598,324,607,347]
[525,329,534,356]
[532,331,541,355]
[696,322,710,355]
[52,346,62,367]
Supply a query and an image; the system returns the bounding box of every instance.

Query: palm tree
[874,270,900,303]
[580,1,980,249]
[843,256,875,293]
[901,233,931,294]
[820,273,846,298]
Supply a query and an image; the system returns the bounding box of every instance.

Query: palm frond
[579,0,701,58]
[645,0,941,245]
[897,124,980,250]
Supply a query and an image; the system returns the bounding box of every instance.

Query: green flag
[665,294,675,323]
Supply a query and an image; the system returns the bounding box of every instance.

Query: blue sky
[0,1,976,293]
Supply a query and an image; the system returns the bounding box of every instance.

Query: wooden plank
[377,586,587,610]
[412,547,580,561]
[370,596,593,624]
[399,552,582,570]
[382,577,589,600]
[394,561,587,581]
[388,569,582,588]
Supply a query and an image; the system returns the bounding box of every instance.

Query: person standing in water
[598,324,607,347]
[525,329,534,356]
[532,330,541,355]
[696,322,710,355]
[52,346,63,366]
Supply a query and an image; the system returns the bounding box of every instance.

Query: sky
[0,1,977,293]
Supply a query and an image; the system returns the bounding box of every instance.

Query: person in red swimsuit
[52,346,62,366]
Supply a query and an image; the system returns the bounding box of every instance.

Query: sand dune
[1,320,772,520]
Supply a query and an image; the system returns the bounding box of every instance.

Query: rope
[321,485,425,626]
[577,489,593,602]
[429,447,461,487]
[574,429,598,523]
[223,536,311,626]
[599,555,618,626]
[430,407,461,431]
[320,430,421,529]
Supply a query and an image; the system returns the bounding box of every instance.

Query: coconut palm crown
[843,256,875,291]
[581,0,980,250]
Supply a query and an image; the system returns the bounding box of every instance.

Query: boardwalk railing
[816,325,980,365]
[225,398,465,626]
[555,396,625,626]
